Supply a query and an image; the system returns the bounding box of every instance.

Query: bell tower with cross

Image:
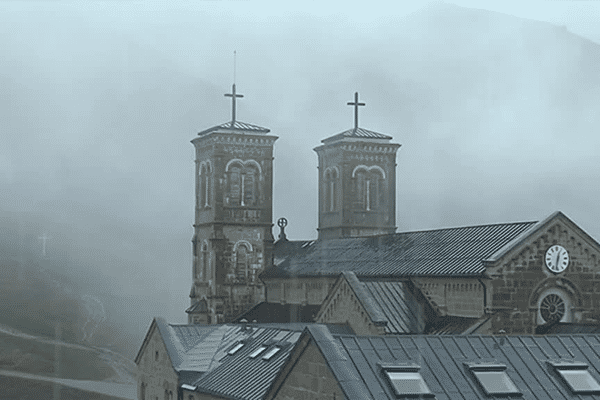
[188,68,278,325]
[314,92,400,240]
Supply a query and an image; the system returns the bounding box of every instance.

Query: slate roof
[264,221,538,279]
[321,126,393,143]
[303,326,600,400]
[196,120,270,136]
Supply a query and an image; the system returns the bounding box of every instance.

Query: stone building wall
[487,219,600,334]
[265,277,336,306]
[316,278,385,336]
[414,277,485,318]
[137,325,178,400]
[273,341,345,400]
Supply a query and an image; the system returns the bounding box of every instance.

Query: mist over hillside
[1,2,599,350]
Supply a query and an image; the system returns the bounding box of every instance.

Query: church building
[186,85,600,336]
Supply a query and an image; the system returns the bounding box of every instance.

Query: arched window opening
[199,163,212,208]
[324,169,338,212]
[243,167,258,206]
[201,242,209,281]
[354,168,384,211]
[227,166,242,206]
[141,383,146,400]
[236,245,249,281]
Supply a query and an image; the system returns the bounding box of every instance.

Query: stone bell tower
[314,92,400,240]
[187,83,278,324]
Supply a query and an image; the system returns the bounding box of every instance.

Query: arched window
[353,166,385,211]
[236,245,248,281]
[226,160,261,207]
[141,382,146,400]
[199,163,212,208]
[243,167,258,206]
[227,166,242,206]
[201,242,209,281]
[324,168,338,212]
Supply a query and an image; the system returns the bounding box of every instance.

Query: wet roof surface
[265,221,537,279]
[196,120,270,136]
[306,326,600,399]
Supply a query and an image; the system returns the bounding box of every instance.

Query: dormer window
[549,361,600,394]
[467,363,521,396]
[380,364,433,397]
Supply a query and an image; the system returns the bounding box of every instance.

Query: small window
[262,346,281,360]
[228,342,244,355]
[550,361,600,394]
[467,364,521,396]
[155,351,159,361]
[249,346,267,359]
[380,364,432,397]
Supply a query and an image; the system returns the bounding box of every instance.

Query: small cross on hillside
[347,92,365,129]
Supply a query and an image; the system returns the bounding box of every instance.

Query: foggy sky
[1,1,599,334]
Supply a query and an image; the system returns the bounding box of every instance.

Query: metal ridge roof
[305,326,600,400]
[322,126,393,143]
[264,220,537,279]
[197,120,270,136]
[191,328,303,400]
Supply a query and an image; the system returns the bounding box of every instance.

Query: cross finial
[347,92,365,129]
[224,51,243,126]
[224,83,244,126]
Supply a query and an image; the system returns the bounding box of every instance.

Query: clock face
[545,245,569,273]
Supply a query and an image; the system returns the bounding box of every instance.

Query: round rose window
[540,294,566,323]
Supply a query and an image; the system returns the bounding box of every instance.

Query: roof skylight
[262,346,281,360]
[249,346,267,359]
[550,361,600,394]
[380,364,433,397]
[467,364,521,397]
[228,342,244,355]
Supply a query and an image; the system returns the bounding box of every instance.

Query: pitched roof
[264,221,537,279]
[190,327,302,400]
[196,120,270,136]
[326,272,426,334]
[321,126,393,143]
[303,326,600,399]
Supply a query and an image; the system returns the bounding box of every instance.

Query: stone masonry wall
[414,277,485,318]
[488,219,600,334]
[275,341,345,400]
[137,325,178,400]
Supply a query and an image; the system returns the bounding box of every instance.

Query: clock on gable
[545,245,569,273]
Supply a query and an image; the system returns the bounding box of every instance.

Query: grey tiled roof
[265,221,537,279]
[305,326,600,399]
[322,127,393,143]
[197,120,270,136]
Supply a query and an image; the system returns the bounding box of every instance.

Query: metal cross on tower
[224,84,244,126]
[347,92,366,129]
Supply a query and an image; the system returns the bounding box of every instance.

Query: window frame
[379,363,434,398]
[466,363,522,397]
[549,361,600,394]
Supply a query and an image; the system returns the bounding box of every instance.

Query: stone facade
[265,277,337,306]
[314,136,400,240]
[315,276,385,335]
[414,277,485,318]
[486,214,600,334]
[188,130,278,324]
[266,337,345,400]
[136,322,178,400]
